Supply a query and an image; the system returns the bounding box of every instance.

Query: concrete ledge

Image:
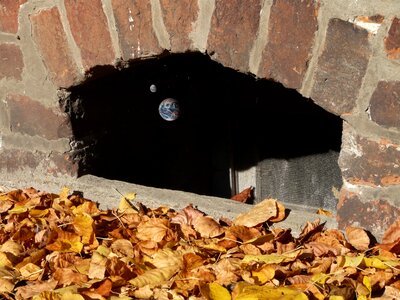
[0,173,337,237]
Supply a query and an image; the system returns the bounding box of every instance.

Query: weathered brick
[7,94,72,140]
[0,43,23,80]
[111,0,162,60]
[369,81,400,129]
[385,17,400,59]
[30,7,79,88]
[64,0,115,70]
[337,188,400,237]
[339,123,400,187]
[0,149,78,176]
[311,19,371,115]
[0,0,27,33]
[159,0,198,52]
[207,0,261,72]
[259,0,319,89]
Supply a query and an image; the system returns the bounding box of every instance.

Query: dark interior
[65,52,342,207]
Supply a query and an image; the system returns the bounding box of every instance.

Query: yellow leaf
[200,282,231,300]
[342,255,364,268]
[252,265,275,284]
[59,187,70,200]
[363,276,371,294]
[29,208,49,218]
[60,294,85,300]
[73,214,94,244]
[0,252,12,268]
[235,283,308,300]
[329,297,344,300]
[311,273,330,285]
[8,205,28,214]
[243,251,300,265]
[118,192,138,214]
[233,198,278,227]
[46,239,83,253]
[316,209,333,217]
[364,256,400,269]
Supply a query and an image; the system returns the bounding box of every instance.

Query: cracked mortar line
[299,1,330,98]
[248,0,272,76]
[101,0,122,60]
[150,0,171,50]
[190,0,215,52]
[57,0,85,73]
[15,1,60,105]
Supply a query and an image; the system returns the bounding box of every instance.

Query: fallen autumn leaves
[0,188,399,299]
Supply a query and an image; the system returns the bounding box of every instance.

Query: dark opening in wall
[65,52,342,210]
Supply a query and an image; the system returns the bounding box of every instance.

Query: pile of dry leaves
[0,187,399,300]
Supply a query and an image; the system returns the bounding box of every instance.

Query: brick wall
[0,0,399,235]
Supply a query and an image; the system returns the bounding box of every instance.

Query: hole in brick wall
[64,52,343,210]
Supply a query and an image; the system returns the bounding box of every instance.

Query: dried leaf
[193,216,224,238]
[382,219,400,244]
[234,282,308,300]
[230,186,253,203]
[200,282,231,300]
[316,208,333,217]
[136,218,171,242]
[346,226,370,251]
[233,198,278,227]
[129,265,180,288]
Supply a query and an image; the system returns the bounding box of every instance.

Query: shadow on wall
[64,52,342,210]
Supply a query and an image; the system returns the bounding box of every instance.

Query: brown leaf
[382,219,400,244]
[230,186,254,203]
[233,198,278,227]
[316,208,333,217]
[193,216,224,238]
[268,201,286,223]
[170,204,205,226]
[298,219,325,243]
[15,279,58,299]
[53,268,88,286]
[346,226,370,251]
[136,218,171,242]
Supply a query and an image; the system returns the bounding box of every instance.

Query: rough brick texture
[259,0,319,89]
[207,0,261,72]
[0,43,23,80]
[7,94,72,140]
[385,17,400,60]
[337,188,400,235]
[311,19,371,115]
[30,7,79,88]
[339,123,400,187]
[369,81,400,129]
[0,0,27,33]
[159,0,198,52]
[0,149,78,176]
[111,0,162,60]
[64,0,115,70]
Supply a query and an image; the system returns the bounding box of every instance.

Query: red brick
[259,0,319,89]
[0,43,23,80]
[0,149,78,176]
[385,17,400,59]
[30,7,79,88]
[369,81,400,129]
[159,0,198,52]
[339,123,400,187]
[311,19,371,115]
[7,94,72,140]
[337,188,400,236]
[207,0,261,72]
[64,0,115,70]
[111,0,162,60]
[0,0,27,33]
